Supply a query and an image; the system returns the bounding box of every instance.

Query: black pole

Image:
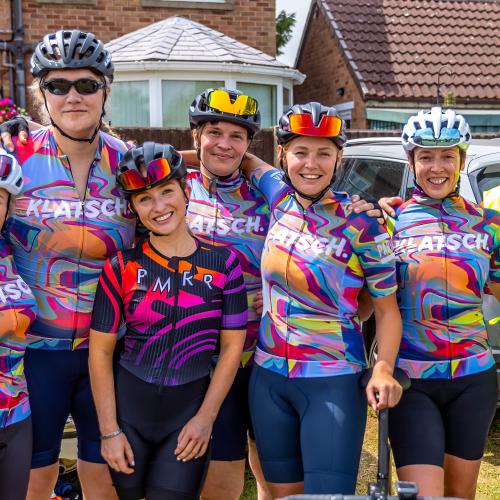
[12,0,26,108]
[436,65,451,107]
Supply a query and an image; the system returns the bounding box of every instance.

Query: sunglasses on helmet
[118,158,173,193]
[288,113,343,138]
[412,126,461,147]
[40,78,106,96]
[206,89,258,116]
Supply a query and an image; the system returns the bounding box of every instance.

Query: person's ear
[192,129,199,149]
[277,145,286,166]
[407,154,415,172]
[183,183,191,203]
[127,199,136,215]
[459,151,466,171]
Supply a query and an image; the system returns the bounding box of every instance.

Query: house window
[369,120,402,131]
[237,83,276,128]
[108,81,149,127]
[283,87,291,110]
[162,80,224,127]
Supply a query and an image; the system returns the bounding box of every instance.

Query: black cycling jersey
[91,238,248,386]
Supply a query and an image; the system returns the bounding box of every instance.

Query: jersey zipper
[284,199,307,377]
[65,155,95,350]
[441,203,452,379]
[158,258,179,393]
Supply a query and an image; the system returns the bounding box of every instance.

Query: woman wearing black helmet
[3,29,135,499]
[240,102,403,497]
[89,142,247,500]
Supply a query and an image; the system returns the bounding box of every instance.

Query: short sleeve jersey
[5,128,136,350]
[186,171,270,366]
[251,168,397,378]
[389,187,500,379]
[91,238,248,386]
[0,237,37,428]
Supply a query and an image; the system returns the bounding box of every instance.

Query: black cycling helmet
[116,142,187,198]
[189,88,261,137]
[277,102,347,149]
[31,29,114,81]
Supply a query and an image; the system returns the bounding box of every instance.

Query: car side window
[336,158,407,201]
[476,165,500,201]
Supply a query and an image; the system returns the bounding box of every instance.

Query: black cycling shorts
[0,417,32,500]
[389,366,497,468]
[111,365,211,500]
[210,365,254,461]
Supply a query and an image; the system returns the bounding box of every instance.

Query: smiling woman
[2,29,136,500]
[387,107,499,500]
[89,142,248,500]
[239,102,403,498]
[411,147,461,199]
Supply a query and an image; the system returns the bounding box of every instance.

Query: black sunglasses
[40,78,106,96]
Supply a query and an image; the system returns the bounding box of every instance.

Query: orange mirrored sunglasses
[118,158,172,192]
[288,113,342,138]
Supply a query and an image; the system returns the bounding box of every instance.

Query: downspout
[12,0,26,108]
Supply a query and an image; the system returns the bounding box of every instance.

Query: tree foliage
[276,10,297,56]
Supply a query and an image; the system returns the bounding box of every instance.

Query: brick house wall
[21,0,276,55]
[0,0,275,112]
[0,0,11,32]
[294,4,367,128]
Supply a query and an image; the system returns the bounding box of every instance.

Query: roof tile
[107,16,288,70]
[320,0,500,100]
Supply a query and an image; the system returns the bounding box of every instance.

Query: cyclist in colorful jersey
[89,142,247,500]
[385,108,500,500]
[0,151,37,500]
[4,30,135,499]
[238,102,403,497]
[186,87,271,500]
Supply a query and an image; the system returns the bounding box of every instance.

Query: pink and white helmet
[0,151,23,195]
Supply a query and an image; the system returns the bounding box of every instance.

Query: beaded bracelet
[100,429,123,440]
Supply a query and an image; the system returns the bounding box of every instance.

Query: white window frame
[112,68,294,127]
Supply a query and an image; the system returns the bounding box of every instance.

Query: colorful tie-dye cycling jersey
[91,238,248,386]
[5,128,136,351]
[389,188,500,379]
[0,237,37,428]
[186,171,269,366]
[249,168,397,378]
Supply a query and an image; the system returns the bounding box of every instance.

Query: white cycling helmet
[401,107,471,152]
[0,151,23,195]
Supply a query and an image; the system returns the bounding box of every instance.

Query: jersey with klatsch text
[186,171,269,366]
[5,128,136,350]
[0,237,37,428]
[389,188,500,379]
[250,168,397,378]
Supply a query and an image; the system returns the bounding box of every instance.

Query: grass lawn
[242,411,500,499]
